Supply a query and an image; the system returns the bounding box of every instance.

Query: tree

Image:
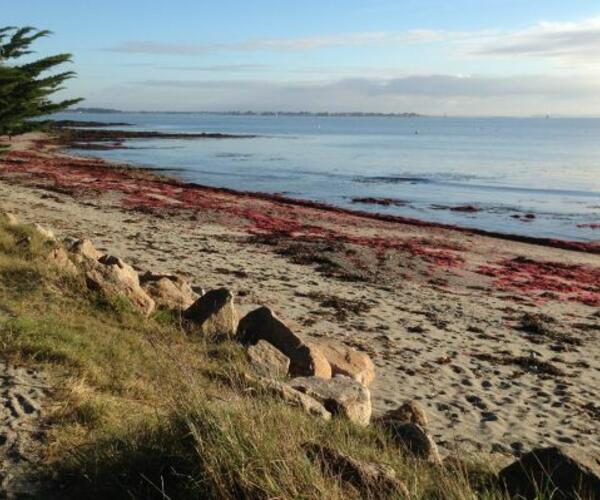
[0,26,82,138]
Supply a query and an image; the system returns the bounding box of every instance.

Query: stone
[381,400,428,428]
[0,212,18,226]
[289,375,371,426]
[30,223,55,241]
[47,247,77,274]
[139,271,199,311]
[98,255,139,283]
[303,443,409,497]
[311,339,375,386]
[84,256,155,316]
[499,447,600,499]
[237,307,331,378]
[67,238,104,262]
[247,340,290,378]
[382,422,441,464]
[184,288,238,337]
[246,374,331,421]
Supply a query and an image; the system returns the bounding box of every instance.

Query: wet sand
[1,133,599,458]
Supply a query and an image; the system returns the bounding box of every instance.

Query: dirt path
[0,359,49,498]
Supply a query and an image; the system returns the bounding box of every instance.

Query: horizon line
[64,108,600,119]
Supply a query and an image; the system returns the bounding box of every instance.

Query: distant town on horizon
[66,107,422,117]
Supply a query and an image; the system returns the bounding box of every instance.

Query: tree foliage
[0,26,82,137]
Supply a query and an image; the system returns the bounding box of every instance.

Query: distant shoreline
[66,107,422,118]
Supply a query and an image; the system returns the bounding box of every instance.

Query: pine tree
[0,26,82,138]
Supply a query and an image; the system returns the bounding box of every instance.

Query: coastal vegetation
[0,26,81,138]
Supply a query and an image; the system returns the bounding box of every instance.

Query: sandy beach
[1,133,599,458]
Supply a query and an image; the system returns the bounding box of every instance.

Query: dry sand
[1,133,599,458]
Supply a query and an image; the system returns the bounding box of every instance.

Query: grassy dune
[0,214,512,499]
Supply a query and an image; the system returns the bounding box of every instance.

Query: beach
[1,132,598,459]
[50,111,600,243]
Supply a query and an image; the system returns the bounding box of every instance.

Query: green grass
[0,217,514,499]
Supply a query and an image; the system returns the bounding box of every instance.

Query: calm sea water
[55,112,600,242]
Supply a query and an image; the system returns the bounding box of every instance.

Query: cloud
[105,30,446,55]
[474,17,600,62]
[139,74,600,99]
[160,64,270,72]
[95,15,600,113]
[105,16,600,73]
[88,72,600,115]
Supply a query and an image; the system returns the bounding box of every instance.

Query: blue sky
[5,0,600,115]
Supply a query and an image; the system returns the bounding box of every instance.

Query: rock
[98,255,139,283]
[289,375,371,426]
[30,223,55,241]
[246,374,331,421]
[139,271,199,311]
[382,422,441,464]
[0,212,18,226]
[381,400,428,428]
[47,247,77,274]
[237,307,331,378]
[184,288,238,337]
[84,256,155,316]
[303,443,409,497]
[247,340,290,378]
[311,340,375,386]
[67,238,104,262]
[499,447,600,499]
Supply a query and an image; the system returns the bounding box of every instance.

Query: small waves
[354,176,431,184]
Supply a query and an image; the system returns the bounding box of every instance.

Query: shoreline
[29,129,600,254]
[1,132,599,458]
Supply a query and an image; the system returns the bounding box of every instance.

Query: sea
[54,112,600,242]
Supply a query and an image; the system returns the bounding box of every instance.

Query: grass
[0,215,530,499]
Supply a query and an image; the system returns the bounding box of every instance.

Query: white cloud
[105,30,447,55]
[160,64,270,72]
[472,17,600,65]
[95,15,600,113]
[105,16,600,73]
[124,74,600,115]
[140,74,600,98]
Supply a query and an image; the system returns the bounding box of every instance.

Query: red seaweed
[1,149,598,278]
[478,257,600,307]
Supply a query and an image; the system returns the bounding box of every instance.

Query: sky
[5,0,600,115]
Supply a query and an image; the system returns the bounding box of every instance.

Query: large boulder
[247,340,290,378]
[184,288,238,337]
[140,271,199,311]
[381,422,441,464]
[289,375,371,426]
[246,374,331,421]
[304,443,409,497]
[311,339,375,386]
[237,307,331,378]
[84,255,155,316]
[67,238,104,263]
[499,447,600,499]
[381,400,428,428]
